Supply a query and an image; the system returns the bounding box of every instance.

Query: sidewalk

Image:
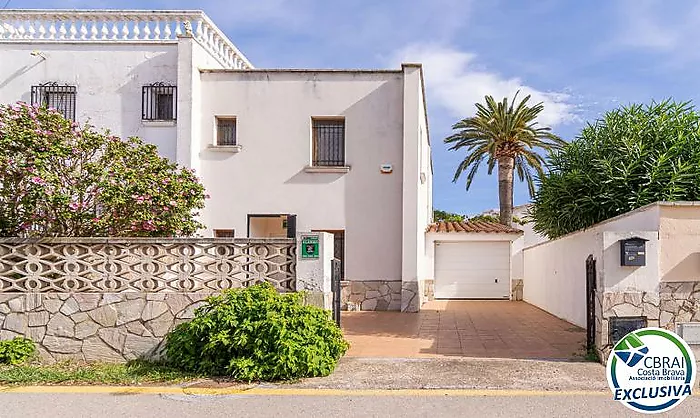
[284,357,608,392]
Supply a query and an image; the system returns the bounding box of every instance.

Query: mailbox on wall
[620,237,648,266]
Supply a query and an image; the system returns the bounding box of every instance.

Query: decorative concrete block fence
[0,234,334,362]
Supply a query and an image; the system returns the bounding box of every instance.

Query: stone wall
[511,279,524,301]
[0,292,213,362]
[341,280,402,311]
[597,281,700,361]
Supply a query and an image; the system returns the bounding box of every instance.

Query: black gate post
[586,255,597,352]
[331,258,341,327]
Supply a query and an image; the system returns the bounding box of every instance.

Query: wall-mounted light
[30,50,47,60]
[380,164,393,174]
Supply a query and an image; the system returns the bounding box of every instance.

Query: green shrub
[165,283,349,381]
[532,99,700,238]
[0,337,36,365]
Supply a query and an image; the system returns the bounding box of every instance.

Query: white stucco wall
[0,42,179,161]
[196,69,406,282]
[659,204,700,282]
[523,204,661,327]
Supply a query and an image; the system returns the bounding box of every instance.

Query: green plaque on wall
[301,235,319,259]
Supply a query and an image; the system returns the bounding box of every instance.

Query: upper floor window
[312,118,345,167]
[31,83,77,121]
[142,83,176,121]
[216,117,237,146]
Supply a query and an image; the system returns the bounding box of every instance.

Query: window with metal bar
[31,83,77,121]
[142,83,177,121]
[216,118,237,146]
[312,118,345,166]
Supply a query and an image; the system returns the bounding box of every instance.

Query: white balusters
[132,20,140,40]
[37,21,46,39]
[48,20,57,40]
[16,20,25,38]
[0,11,252,68]
[58,21,67,39]
[163,21,171,39]
[143,20,151,40]
[121,20,129,39]
[153,20,161,40]
[90,20,98,40]
[111,20,119,40]
[195,19,203,37]
[69,20,77,39]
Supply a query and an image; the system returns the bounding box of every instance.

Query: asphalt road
[2,392,699,418]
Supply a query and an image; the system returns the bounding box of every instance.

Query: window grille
[216,118,237,146]
[142,83,177,121]
[31,83,77,121]
[312,119,345,166]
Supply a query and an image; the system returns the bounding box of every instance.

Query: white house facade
[0,9,433,311]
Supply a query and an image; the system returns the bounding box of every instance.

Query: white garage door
[434,241,510,299]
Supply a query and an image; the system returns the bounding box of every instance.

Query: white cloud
[611,0,700,55]
[391,44,577,127]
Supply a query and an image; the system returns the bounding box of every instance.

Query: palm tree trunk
[497,156,514,226]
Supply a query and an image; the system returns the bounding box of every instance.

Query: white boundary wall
[523,205,660,327]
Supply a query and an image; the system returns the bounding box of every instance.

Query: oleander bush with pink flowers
[0,102,207,237]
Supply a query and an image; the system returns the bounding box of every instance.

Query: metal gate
[586,255,597,351]
[331,258,342,326]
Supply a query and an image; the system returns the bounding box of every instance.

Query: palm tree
[445,92,565,226]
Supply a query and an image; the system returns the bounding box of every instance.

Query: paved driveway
[341,300,586,360]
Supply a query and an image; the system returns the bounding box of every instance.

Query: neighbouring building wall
[523,204,661,328]
[197,70,405,288]
[0,42,179,161]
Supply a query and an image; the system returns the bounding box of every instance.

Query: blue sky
[8,0,700,215]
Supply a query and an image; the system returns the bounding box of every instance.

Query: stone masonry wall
[597,281,700,361]
[341,280,402,311]
[0,292,214,362]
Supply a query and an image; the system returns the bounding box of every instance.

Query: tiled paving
[341,300,586,360]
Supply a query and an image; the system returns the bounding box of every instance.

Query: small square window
[142,83,176,121]
[214,229,235,238]
[216,118,237,146]
[312,118,345,166]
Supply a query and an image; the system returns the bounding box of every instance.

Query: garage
[426,220,523,300]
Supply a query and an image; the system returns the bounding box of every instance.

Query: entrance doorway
[247,214,296,238]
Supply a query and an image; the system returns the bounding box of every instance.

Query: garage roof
[427,221,523,234]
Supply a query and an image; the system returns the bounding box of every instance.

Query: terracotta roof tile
[426,221,523,234]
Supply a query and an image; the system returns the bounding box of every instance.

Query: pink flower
[30,176,46,185]
[169,200,177,206]
[68,202,79,211]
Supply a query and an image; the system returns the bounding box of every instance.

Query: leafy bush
[433,209,466,222]
[165,283,349,381]
[470,214,526,225]
[0,337,35,365]
[0,102,206,237]
[532,99,700,238]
